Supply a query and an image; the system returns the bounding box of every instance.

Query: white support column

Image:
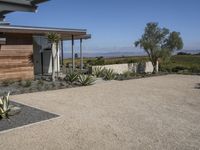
[71,35,75,71]
[80,38,83,70]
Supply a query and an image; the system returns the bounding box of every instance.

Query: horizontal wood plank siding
[0,44,34,81]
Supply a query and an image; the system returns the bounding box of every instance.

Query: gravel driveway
[0,75,200,150]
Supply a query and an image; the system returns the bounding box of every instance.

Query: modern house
[0,0,91,81]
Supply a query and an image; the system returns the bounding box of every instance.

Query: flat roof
[0,0,49,17]
[0,25,91,40]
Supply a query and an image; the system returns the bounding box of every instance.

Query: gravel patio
[0,75,200,150]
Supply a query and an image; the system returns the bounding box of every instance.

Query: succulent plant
[65,71,79,84]
[102,68,116,80]
[78,75,96,86]
[93,67,104,78]
[0,92,21,120]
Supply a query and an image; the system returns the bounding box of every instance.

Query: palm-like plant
[0,92,21,120]
[78,75,96,86]
[47,33,61,81]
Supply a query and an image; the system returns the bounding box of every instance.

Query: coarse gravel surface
[0,75,200,150]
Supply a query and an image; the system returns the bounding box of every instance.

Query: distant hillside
[174,50,200,55]
[64,50,200,58]
[64,51,146,58]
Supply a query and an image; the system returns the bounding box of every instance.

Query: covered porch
[0,25,91,81]
[60,34,91,72]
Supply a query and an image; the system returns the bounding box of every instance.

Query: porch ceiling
[62,34,91,41]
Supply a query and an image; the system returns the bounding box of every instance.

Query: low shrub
[37,80,44,86]
[24,80,32,88]
[171,66,189,73]
[115,71,138,81]
[51,82,56,88]
[160,64,189,73]
[65,71,79,84]
[78,75,96,86]
[1,80,14,87]
[95,57,105,65]
[189,65,200,73]
[122,71,136,78]
[102,68,116,80]
[159,64,172,73]
[18,80,32,88]
[87,57,105,66]
[92,67,104,78]
[44,84,50,90]
[18,80,23,86]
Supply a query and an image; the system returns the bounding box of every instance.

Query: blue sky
[6,0,200,53]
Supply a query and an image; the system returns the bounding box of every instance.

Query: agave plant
[92,67,104,78]
[0,92,21,120]
[65,71,79,84]
[78,75,96,86]
[103,68,116,80]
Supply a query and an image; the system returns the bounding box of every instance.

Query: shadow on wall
[195,83,200,89]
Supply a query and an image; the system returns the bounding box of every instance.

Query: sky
[6,0,200,53]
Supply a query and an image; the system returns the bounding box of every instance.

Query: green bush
[115,71,138,81]
[78,75,96,86]
[159,64,172,73]
[37,80,44,86]
[171,66,189,73]
[24,80,32,87]
[1,80,14,87]
[44,84,50,90]
[92,67,104,78]
[102,68,116,80]
[18,80,32,88]
[65,71,79,84]
[95,57,105,65]
[123,71,136,78]
[87,57,105,66]
[190,65,200,73]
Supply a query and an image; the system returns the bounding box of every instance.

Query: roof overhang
[0,0,49,20]
[63,34,91,41]
[0,25,91,40]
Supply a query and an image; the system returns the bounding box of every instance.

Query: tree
[47,33,61,81]
[135,22,183,73]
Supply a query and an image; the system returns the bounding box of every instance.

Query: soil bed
[0,101,59,132]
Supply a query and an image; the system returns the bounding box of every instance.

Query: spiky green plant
[78,75,96,86]
[0,92,21,120]
[93,67,104,78]
[65,72,79,84]
[102,69,116,80]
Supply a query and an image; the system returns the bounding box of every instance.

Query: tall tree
[47,32,61,81]
[135,22,183,73]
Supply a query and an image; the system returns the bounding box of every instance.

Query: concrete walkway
[0,75,200,150]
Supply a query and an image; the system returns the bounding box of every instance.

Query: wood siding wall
[0,33,34,81]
